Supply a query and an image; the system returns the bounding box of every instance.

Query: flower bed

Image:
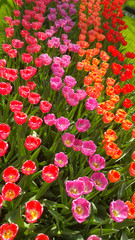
[0,0,135,239]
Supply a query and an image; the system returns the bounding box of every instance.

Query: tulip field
[0,0,135,239]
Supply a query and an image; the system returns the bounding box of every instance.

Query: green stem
[91,217,111,231]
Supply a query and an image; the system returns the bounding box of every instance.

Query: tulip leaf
[64,234,84,240]
[120,230,128,240]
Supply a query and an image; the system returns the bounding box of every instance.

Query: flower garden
[0,0,135,239]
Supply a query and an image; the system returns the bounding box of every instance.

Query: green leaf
[117,182,126,198]
[114,219,135,229]
[120,231,128,240]
[48,209,64,222]
[17,125,26,160]
[5,206,28,228]
[89,228,118,236]
[62,229,80,235]
[42,146,53,159]
[58,177,68,205]
[30,147,41,164]
[69,163,74,179]
[64,234,84,240]
[43,199,69,210]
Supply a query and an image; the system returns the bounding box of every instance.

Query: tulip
[22,160,36,175]
[0,223,19,240]
[19,86,30,98]
[14,111,27,125]
[0,140,8,157]
[24,135,41,151]
[25,200,43,223]
[10,100,23,112]
[0,82,12,95]
[28,92,41,104]
[42,164,59,183]
[3,166,20,183]
[0,124,10,140]
[2,182,21,201]
[110,200,128,222]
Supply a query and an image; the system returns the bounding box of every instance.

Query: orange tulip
[108,170,120,183]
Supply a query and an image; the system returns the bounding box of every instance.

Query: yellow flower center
[70,188,78,194]
[65,140,71,145]
[5,190,15,199]
[57,160,63,164]
[113,210,118,217]
[46,173,53,179]
[9,175,15,179]
[30,210,38,220]
[3,230,13,239]
[25,167,31,172]
[95,180,101,187]
[75,206,83,215]
[92,163,99,168]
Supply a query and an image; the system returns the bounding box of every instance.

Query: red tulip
[38,32,48,41]
[26,0,31,3]
[12,39,24,49]
[21,30,30,38]
[0,140,8,157]
[0,195,3,209]
[129,162,135,177]
[21,53,33,63]
[0,82,12,95]
[123,98,133,108]
[0,124,10,140]
[0,59,7,68]
[19,86,30,98]
[2,182,21,201]
[25,36,37,45]
[0,223,19,240]
[122,84,134,94]
[27,44,41,54]
[40,101,52,113]
[3,166,20,183]
[10,100,23,112]
[5,27,14,38]
[13,19,20,26]
[35,234,49,240]
[14,111,27,125]
[1,68,18,82]
[32,21,42,30]
[132,113,135,122]
[26,66,37,76]
[13,10,20,17]
[28,92,41,104]
[25,200,43,223]
[24,135,41,151]
[132,129,135,138]
[22,160,36,175]
[42,164,59,183]
[20,68,33,81]
[34,58,44,67]
[28,116,43,129]
[8,49,17,58]
[22,19,32,30]
[27,45,35,54]
[26,81,36,90]
[20,66,37,80]
[23,15,31,20]
[5,16,12,24]
[2,44,12,53]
